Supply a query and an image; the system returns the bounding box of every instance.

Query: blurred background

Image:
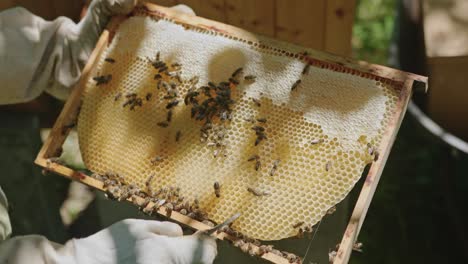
[0,0,467,263]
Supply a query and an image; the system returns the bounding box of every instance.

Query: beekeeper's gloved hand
[0,0,196,105]
[0,219,217,264]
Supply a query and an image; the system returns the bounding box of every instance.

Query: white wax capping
[111,17,388,149]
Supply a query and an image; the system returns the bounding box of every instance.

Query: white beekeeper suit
[0,0,217,263]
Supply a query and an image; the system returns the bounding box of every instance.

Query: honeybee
[114,92,122,101]
[146,93,152,101]
[310,139,324,145]
[269,159,280,176]
[104,57,115,63]
[374,150,380,161]
[61,122,76,135]
[154,73,162,80]
[247,187,270,197]
[213,181,221,198]
[213,149,220,158]
[302,64,310,75]
[240,243,250,253]
[252,98,261,107]
[117,188,131,202]
[325,161,332,171]
[125,93,137,98]
[244,75,256,82]
[247,154,259,162]
[173,74,183,83]
[255,133,267,146]
[329,250,337,263]
[184,89,199,105]
[243,117,255,123]
[163,93,176,100]
[353,242,363,253]
[251,126,265,133]
[291,79,301,91]
[229,77,239,85]
[285,252,299,263]
[157,121,169,128]
[189,76,200,85]
[166,99,179,109]
[46,157,63,167]
[171,62,182,70]
[175,130,181,142]
[292,221,304,228]
[255,160,261,171]
[231,67,243,78]
[256,118,267,123]
[233,239,246,248]
[145,173,155,188]
[139,197,152,210]
[150,156,163,165]
[158,65,168,73]
[129,98,143,110]
[327,206,336,215]
[166,110,173,122]
[208,82,217,89]
[367,143,374,155]
[165,206,173,218]
[303,225,313,234]
[93,74,112,86]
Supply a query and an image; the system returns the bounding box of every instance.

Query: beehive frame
[35,3,427,264]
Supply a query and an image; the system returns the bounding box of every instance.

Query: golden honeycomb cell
[77,15,399,240]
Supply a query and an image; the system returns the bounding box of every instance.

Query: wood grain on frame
[324,0,356,56]
[193,0,226,22]
[225,0,275,36]
[275,0,327,50]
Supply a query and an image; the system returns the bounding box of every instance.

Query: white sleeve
[0,7,85,104]
[0,187,11,242]
[0,0,136,105]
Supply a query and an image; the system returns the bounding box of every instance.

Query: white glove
[0,219,217,264]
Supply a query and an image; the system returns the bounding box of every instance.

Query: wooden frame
[35,3,427,264]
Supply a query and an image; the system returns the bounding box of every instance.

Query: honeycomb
[77,14,399,240]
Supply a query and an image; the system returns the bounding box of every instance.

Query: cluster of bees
[90,170,303,263]
[91,171,209,221]
[292,221,314,239]
[230,237,301,263]
[217,222,302,263]
[328,241,363,263]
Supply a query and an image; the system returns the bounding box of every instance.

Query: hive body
[77,15,398,240]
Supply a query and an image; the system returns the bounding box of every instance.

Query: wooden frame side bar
[333,79,415,264]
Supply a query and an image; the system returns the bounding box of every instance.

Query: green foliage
[352,0,397,64]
